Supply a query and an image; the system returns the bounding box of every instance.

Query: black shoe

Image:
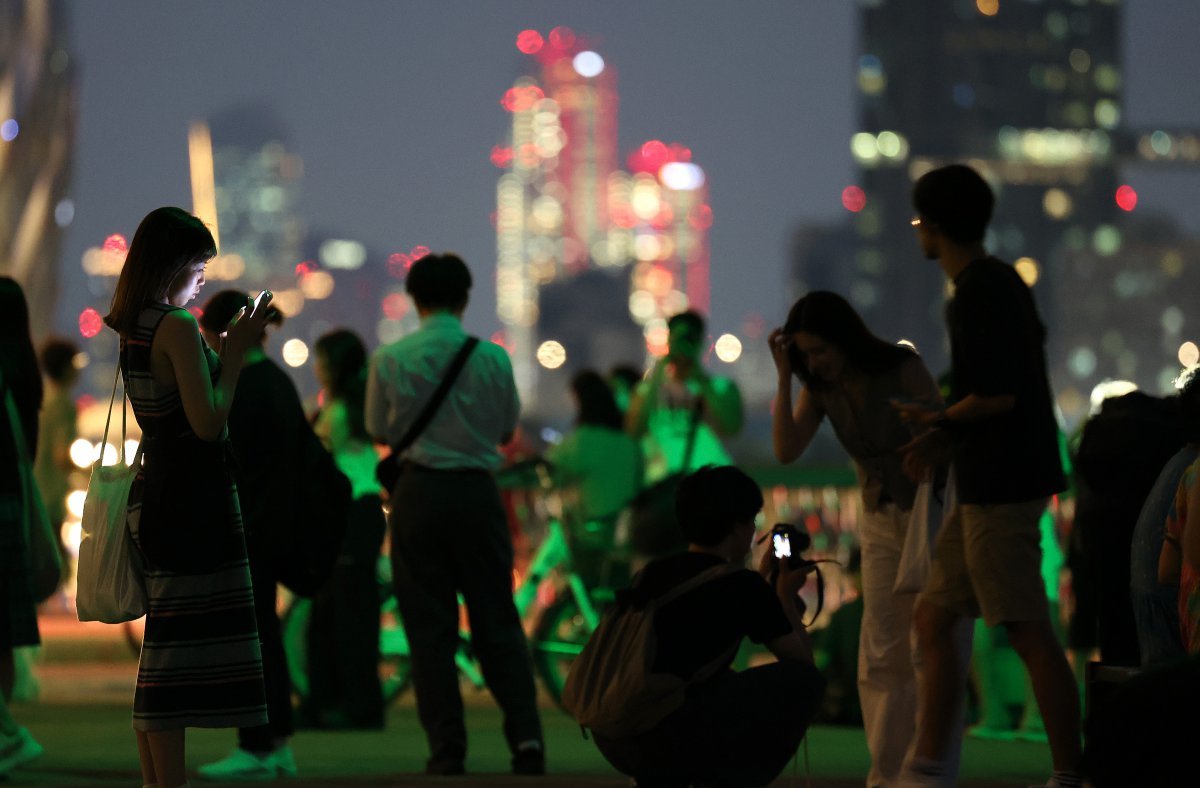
[425,758,466,775]
[512,745,545,775]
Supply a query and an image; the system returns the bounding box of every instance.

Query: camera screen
[772,532,791,559]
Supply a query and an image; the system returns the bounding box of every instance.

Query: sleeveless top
[809,361,926,512]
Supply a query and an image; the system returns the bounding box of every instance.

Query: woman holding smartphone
[104,207,273,788]
[769,291,953,787]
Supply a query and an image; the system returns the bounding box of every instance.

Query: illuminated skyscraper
[802,0,1200,423]
[496,28,712,406]
[201,103,305,284]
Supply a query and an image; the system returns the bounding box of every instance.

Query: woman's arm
[155,302,271,441]
[769,326,820,463]
[773,382,823,464]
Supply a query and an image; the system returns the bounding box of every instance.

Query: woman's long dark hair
[104,207,217,336]
[783,291,915,388]
[315,329,369,442]
[0,277,44,453]
[571,370,624,430]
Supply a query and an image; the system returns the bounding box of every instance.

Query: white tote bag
[76,370,147,624]
[894,465,956,595]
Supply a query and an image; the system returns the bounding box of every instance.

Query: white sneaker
[197,748,279,781]
[269,745,297,777]
[0,726,44,773]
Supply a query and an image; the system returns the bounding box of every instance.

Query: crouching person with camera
[562,465,825,788]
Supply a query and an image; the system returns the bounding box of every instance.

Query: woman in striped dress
[104,207,273,788]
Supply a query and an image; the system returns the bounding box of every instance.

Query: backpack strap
[647,562,740,609]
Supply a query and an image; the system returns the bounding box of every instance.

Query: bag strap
[645,562,739,609]
[679,396,704,473]
[388,336,480,459]
[99,364,129,466]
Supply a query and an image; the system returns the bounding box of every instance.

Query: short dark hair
[39,337,80,384]
[675,465,763,547]
[667,310,705,340]
[406,253,472,311]
[571,369,623,430]
[912,164,994,244]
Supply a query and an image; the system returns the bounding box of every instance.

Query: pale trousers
[858,504,968,788]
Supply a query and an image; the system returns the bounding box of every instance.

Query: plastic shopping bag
[894,465,956,595]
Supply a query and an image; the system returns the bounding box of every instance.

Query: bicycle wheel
[530,593,592,707]
[281,585,415,706]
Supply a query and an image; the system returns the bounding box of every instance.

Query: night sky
[58,1,1200,349]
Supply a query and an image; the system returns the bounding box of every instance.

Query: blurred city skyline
[37,1,1200,403]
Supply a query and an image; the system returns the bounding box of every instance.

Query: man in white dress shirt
[365,253,543,776]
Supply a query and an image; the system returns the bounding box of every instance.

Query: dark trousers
[307,495,387,726]
[238,540,294,752]
[594,661,825,788]
[389,466,542,767]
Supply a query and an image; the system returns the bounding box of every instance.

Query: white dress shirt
[365,312,519,471]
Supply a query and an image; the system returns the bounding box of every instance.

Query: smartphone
[772,531,792,560]
[252,289,272,312]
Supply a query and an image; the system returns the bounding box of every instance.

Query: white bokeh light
[659,162,706,191]
[536,340,567,369]
[282,339,310,368]
[572,51,605,78]
[714,334,743,363]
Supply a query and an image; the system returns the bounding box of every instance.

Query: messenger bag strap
[678,395,704,474]
[388,336,480,459]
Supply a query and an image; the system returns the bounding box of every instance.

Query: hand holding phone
[252,289,272,313]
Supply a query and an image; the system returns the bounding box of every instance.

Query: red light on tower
[79,308,103,339]
[381,293,409,321]
[842,185,867,213]
[1115,184,1138,212]
[490,145,513,168]
[549,26,576,50]
[516,30,543,54]
[387,253,412,279]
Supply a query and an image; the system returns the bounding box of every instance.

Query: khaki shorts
[920,499,1050,626]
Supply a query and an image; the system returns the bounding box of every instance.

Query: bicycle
[281,459,621,708]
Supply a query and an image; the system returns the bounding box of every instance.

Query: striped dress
[122,303,267,731]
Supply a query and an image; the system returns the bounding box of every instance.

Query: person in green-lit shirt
[626,310,743,483]
[547,370,643,586]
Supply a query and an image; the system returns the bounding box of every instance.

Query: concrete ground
[1,613,1053,787]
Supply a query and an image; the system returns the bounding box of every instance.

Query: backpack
[561,563,738,737]
[274,419,352,596]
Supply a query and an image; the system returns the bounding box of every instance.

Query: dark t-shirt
[226,358,306,547]
[631,552,792,680]
[946,257,1066,504]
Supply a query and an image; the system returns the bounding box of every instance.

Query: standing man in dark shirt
[589,465,825,787]
[896,165,1078,788]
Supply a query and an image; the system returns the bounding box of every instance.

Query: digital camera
[770,523,812,571]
